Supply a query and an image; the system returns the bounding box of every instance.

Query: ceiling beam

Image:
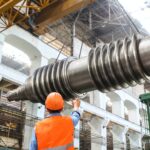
[34,0,95,34]
[0,0,20,14]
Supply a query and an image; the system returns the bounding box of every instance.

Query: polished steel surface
[7,35,150,104]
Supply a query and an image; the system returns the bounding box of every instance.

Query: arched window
[4,34,42,73]
[106,92,122,116]
[2,42,31,75]
[124,100,138,123]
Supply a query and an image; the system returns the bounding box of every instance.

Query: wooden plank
[34,0,95,34]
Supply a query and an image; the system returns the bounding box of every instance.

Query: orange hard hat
[45,92,64,110]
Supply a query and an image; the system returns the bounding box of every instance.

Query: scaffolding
[0,105,25,149]
[79,117,106,150]
[0,0,147,57]
[0,88,40,150]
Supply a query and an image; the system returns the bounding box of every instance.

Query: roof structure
[38,0,148,56]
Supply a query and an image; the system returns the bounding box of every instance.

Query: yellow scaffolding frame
[0,0,57,32]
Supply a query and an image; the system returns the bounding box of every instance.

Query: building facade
[0,26,149,150]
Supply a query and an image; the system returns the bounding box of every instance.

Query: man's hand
[72,98,80,110]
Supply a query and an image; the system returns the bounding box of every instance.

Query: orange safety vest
[35,115,74,150]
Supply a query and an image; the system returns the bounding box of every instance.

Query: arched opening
[3,34,42,73]
[124,100,138,123]
[106,92,122,117]
[79,113,104,150]
[2,42,31,75]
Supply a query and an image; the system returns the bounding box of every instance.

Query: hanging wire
[71,9,83,56]
[55,44,65,62]
[78,40,84,58]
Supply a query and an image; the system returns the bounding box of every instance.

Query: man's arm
[71,111,80,126]
[30,129,38,150]
[71,99,81,126]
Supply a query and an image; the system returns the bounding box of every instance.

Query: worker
[30,92,81,150]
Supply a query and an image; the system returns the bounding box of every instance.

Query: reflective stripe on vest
[46,142,73,150]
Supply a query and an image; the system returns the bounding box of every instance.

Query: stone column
[100,119,108,150]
